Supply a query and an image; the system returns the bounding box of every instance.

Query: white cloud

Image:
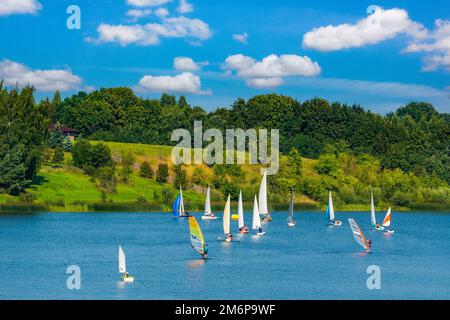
[233,32,248,44]
[126,9,152,21]
[137,72,210,94]
[127,0,171,7]
[91,16,212,46]
[154,7,169,18]
[173,57,208,71]
[303,8,427,51]
[223,54,321,88]
[404,19,450,72]
[0,0,41,16]
[0,59,82,91]
[177,0,193,14]
[246,77,283,88]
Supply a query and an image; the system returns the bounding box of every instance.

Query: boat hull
[201,215,218,220]
[121,276,134,283]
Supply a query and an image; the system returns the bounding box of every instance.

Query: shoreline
[0,202,448,213]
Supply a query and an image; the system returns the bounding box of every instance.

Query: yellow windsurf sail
[189,216,205,255]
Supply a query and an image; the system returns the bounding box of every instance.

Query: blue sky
[0,0,448,113]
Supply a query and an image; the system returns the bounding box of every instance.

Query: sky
[0,0,448,113]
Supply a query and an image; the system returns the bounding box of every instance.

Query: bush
[139,161,154,179]
[119,151,135,183]
[156,163,169,183]
[52,147,64,164]
[173,164,187,189]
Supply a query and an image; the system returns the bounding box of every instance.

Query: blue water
[0,211,449,299]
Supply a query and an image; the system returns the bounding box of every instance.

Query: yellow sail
[189,216,205,255]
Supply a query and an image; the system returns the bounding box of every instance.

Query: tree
[192,167,207,188]
[62,136,73,152]
[119,151,135,183]
[96,166,116,193]
[178,95,189,109]
[287,147,302,176]
[0,85,46,194]
[52,147,64,164]
[72,140,92,168]
[156,163,169,183]
[139,161,154,179]
[173,164,187,188]
[49,128,65,148]
[160,93,176,107]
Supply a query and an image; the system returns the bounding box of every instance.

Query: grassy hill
[0,141,318,212]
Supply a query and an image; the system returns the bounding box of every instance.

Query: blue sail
[172,194,181,216]
[325,204,330,220]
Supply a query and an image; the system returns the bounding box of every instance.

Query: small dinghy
[259,171,272,222]
[382,207,395,234]
[370,191,384,231]
[287,190,296,227]
[252,195,265,236]
[237,191,248,234]
[222,195,234,242]
[326,191,341,226]
[173,186,190,218]
[202,185,217,220]
[119,245,134,283]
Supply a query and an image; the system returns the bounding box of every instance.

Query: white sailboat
[382,207,395,234]
[202,185,217,220]
[327,191,342,226]
[223,195,232,241]
[237,191,248,233]
[258,171,272,222]
[119,245,134,283]
[252,195,265,235]
[371,191,383,230]
[287,190,296,227]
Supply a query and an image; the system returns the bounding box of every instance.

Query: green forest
[0,83,449,212]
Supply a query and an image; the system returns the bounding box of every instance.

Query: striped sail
[348,219,369,251]
[382,207,392,227]
[189,216,205,255]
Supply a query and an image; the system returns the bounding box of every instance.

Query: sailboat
[259,171,272,222]
[252,195,265,235]
[348,219,371,253]
[382,207,395,234]
[237,191,248,233]
[188,216,208,258]
[223,195,233,242]
[370,191,384,231]
[287,190,296,227]
[173,186,189,218]
[119,245,134,283]
[202,185,217,220]
[326,191,341,226]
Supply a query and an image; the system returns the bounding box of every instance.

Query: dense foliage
[0,84,47,195]
[56,89,449,185]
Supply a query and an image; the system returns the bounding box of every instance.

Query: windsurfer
[202,243,208,258]
[365,239,372,252]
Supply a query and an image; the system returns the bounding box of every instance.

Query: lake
[0,210,449,299]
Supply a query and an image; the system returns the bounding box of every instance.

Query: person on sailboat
[258,227,263,234]
[262,213,272,222]
[239,225,248,234]
[226,233,233,241]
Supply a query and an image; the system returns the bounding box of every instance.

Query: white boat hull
[287,221,296,227]
[121,276,134,283]
[256,232,266,236]
[201,215,218,220]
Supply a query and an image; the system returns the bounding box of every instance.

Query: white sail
[370,191,376,226]
[328,191,335,221]
[252,195,261,229]
[258,171,268,215]
[179,186,185,216]
[287,191,294,222]
[223,195,231,234]
[118,245,126,274]
[238,191,244,229]
[204,185,212,215]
